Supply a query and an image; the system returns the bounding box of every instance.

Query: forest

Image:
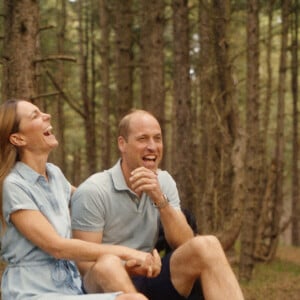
[0,0,299,291]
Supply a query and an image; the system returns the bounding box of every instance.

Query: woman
[0,99,158,299]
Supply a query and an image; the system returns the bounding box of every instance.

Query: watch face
[153,194,169,209]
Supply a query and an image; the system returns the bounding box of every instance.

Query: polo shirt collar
[111,159,131,192]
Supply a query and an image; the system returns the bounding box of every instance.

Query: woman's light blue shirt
[1,162,119,300]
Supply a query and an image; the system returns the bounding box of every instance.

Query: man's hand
[125,249,161,278]
[129,167,163,204]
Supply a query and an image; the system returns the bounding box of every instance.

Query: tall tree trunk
[291,0,300,245]
[198,0,216,232]
[171,0,194,209]
[211,0,244,249]
[252,0,292,262]
[198,1,245,249]
[259,2,275,247]
[140,0,167,169]
[140,0,165,125]
[78,0,97,175]
[52,0,67,172]
[99,0,112,169]
[114,0,134,121]
[239,0,261,281]
[2,0,40,100]
[271,0,290,259]
[262,0,275,166]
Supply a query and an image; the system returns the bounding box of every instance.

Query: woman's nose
[43,113,51,120]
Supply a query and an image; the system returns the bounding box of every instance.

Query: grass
[240,245,300,300]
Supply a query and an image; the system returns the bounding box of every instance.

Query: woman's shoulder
[46,162,60,172]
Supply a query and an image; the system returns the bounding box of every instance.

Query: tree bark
[262,0,275,166]
[212,0,244,250]
[140,0,165,125]
[52,0,67,172]
[239,0,261,281]
[198,0,216,232]
[291,0,300,245]
[171,0,194,209]
[114,0,134,120]
[197,1,244,249]
[271,0,290,259]
[99,0,112,169]
[2,0,40,100]
[78,0,97,175]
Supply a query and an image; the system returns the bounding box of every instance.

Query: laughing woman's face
[9,101,58,155]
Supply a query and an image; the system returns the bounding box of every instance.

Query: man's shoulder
[88,169,111,181]
[78,170,111,189]
[157,169,174,182]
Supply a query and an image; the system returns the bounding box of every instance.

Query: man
[71,109,244,300]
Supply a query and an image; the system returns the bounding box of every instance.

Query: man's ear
[9,133,25,146]
[118,136,126,152]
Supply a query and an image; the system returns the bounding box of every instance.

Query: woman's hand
[125,249,161,278]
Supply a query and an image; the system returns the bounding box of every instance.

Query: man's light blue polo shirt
[71,160,181,252]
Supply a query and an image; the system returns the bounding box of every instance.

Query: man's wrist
[153,194,169,209]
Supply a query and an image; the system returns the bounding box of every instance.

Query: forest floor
[240,245,300,299]
[0,245,299,299]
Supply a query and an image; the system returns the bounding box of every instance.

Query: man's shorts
[132,252,205,300]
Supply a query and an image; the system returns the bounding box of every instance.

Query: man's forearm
[158,204,194,249]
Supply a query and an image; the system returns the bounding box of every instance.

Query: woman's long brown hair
[0,99,21,230]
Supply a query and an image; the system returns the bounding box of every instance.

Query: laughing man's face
[119,112,163,173]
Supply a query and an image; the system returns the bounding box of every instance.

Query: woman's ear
[9,133,25,146]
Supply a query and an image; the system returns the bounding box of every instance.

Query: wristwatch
[153,194,169,209]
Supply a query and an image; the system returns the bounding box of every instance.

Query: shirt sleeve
[158,170,181,210]
[71,175,106,232]
[2,178,39,223]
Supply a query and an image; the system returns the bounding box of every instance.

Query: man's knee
[189,235,225,265]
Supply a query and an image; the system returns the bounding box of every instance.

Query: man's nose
[146,139,156,150]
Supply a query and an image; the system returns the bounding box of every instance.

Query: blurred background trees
[0,0,299,281]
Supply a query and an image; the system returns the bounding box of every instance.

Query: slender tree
[171,0,194,209]
[197,1,245,252]
[140,0,165,125]
[251,0,292,261]
[211,0,245,249]
[113,0,134,121]
[291,0,299,245]
[99,0,112,169]
[239,0,261,281]
[271,0,291,259]
[77,0,97,175]
[262,0,275,164]
[198,0,217,232]
[2,0,40,100]
[52,0,67,172]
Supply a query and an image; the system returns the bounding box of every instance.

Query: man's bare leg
[170,235,244,300]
